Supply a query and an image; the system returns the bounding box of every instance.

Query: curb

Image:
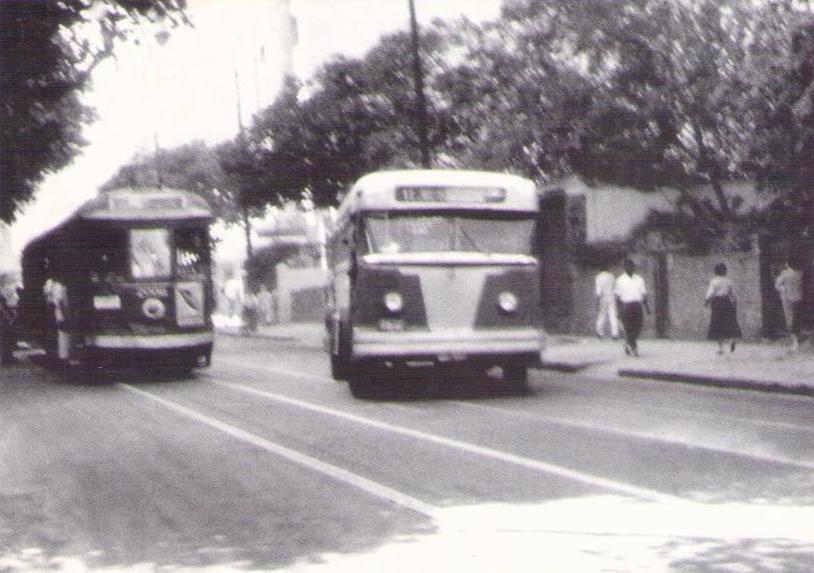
[216,330,298,342]
[618,368,814,398]
[540,361,597,373]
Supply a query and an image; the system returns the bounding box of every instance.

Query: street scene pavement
[8,326,806,571]
[220,319,814,397]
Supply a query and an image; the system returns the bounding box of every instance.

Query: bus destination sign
[395,186,506,204]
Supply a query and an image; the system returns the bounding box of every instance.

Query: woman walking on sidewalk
[705,263,741,355]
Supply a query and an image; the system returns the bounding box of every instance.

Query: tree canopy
[0,0,187,224]
[101,0,814,249]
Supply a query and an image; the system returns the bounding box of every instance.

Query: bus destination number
[395,186,506,204]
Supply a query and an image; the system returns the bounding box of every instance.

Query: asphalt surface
[2,336,814,572]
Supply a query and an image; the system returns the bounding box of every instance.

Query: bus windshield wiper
[458,224,486,253]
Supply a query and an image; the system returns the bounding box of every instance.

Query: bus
[325,169,544,396]
[17,187,215,371]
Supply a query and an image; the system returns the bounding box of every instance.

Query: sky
[8,0,502,257]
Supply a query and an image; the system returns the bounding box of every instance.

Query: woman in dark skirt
[705,263,742,354]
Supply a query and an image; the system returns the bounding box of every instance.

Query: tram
[17,188,214,371]
[325,169,544,396]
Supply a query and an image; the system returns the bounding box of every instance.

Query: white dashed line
[119,383,438,518]
[207,375,685,504]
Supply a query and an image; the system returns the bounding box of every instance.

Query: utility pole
[408,0,431,168]
[234,69,253,261]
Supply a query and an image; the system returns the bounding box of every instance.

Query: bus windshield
[364,213,535,255]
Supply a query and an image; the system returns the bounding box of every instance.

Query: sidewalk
[543,335,814,396]
[214,317,814,397]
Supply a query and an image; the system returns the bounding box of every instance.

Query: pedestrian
[0,292,17,365]
[225,275,243,319]
[775,258,804,352]
[614,258,650,357]
[595,262,620,339]
[257,284,273,326]
[705,262,741,355]
[241,291,259,334]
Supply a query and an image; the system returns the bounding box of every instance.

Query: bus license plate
[378,319,405,332]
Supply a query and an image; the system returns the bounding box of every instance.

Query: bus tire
[503,364,529,393]
[330,324,351,381]
[348,379,373,399]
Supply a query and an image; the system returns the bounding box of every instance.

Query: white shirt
[775,267,803,303]
[614,272,647,303]
[705,276,734,300]
[595,270,615,299]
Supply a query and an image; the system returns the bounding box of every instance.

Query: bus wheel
[349,378,374,399]
[331,326,353,381]
[503,364,529,393]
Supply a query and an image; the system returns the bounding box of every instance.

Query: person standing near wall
[594,262,619,339]
[0,292,17,365]
[258,284,273,326]
[705,262,741,355]
[614,258,650,357]
[775,258,804,352]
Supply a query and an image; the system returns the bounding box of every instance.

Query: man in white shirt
[595,264,619,339]
[775,259,804,351]
[614,258,650,356]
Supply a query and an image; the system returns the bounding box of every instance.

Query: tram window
[175,227,210,278]
[130,229,171,279]
[80,228,128,282]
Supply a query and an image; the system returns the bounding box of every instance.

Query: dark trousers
[619,302,643,350]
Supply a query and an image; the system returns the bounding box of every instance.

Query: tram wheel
[503,364,529,394]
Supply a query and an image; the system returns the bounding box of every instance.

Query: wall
[566,252,761,341]
[555,176,769,245]
[569,255,657,339]
[275,263,327,323]
[667,252,762,340]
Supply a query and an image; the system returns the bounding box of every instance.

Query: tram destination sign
[395,186,506,204]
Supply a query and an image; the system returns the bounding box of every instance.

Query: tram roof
[76,188,213,221]
[23,188,213,257]
[336,170,538,220]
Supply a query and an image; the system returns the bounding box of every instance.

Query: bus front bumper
[352,327,544,363]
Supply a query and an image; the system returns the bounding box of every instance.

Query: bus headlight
[383,291,403,314]
[93,294,121,311]
[498,291,518,314]
[142,298,166,320]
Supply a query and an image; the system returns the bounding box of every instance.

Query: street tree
[102,140,240,223]
[0,0,187,224]
[750,15,814,235]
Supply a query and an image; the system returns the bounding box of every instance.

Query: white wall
[558,176,767,244]
[275,262,327,323]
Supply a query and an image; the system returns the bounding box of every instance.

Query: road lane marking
[452,401,814,471]
[211,360,814,469]
[206,377,685,504]
[118,383,437,518]
[219,357,814,441]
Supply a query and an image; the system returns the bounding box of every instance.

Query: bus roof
[336,170,538,220]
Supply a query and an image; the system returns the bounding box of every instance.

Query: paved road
[2,336,814,572]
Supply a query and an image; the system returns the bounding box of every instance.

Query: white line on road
[118,383,438,518]
[206,376,684,504]
[452,401,814,471]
